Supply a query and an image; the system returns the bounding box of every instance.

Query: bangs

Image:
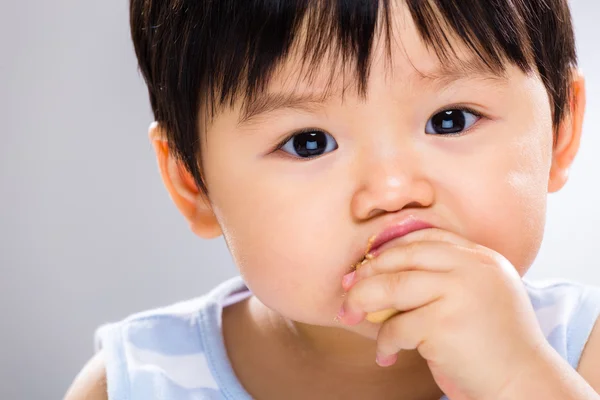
[195,0,535,118]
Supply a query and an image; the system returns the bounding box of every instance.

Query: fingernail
[376,353,397,367]
[342,271,356,290]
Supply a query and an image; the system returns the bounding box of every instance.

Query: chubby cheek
[206,158,350,324]
[440,133,552,275]
[462,172,546,274]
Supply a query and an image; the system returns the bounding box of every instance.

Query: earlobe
[149,122,222,239]
[548,69,586,193]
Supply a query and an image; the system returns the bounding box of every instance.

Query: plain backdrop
[1,1,599,399]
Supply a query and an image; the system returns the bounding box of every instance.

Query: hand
[338,228,552,400]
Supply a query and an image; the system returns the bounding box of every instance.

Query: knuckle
[387,318,404,339]
[471,246,499,267]
[414,227,447,243]
[363,257,378,275]
[403,242,420,262]
[380,317,417,352]
[438,302,462,331]
[348,280,369,308]
[385,272,405,297]
[379,321,402,351]
[346,289,361,309]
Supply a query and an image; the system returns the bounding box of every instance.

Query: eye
[425,108,481,135]
[279,130,338,159]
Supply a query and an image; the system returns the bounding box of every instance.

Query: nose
[350,148,435,220]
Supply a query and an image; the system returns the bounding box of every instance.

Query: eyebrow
[237,61,508,126]
[417,60,508,89]
[238,91,332,126]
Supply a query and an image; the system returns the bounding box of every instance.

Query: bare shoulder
[64,350,108,400]
[577,316,600,393]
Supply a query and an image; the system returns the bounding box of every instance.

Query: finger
[341,270,445,325]
[376,300,439,366]
[356,241,467,282]
[370,227,476,258]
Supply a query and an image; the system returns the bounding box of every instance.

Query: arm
[578,317,600,393]
[499,320,600,400]
[64,351,108,400]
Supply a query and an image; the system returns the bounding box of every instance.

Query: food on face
[355,235,399,324]
[352,235,376,270]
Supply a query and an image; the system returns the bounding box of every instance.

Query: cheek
[439,129,553,274]
[205,152,349,323]
[467,169,547,273]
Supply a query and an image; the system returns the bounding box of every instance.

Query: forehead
[318,9,503,85]
[200,0,536,126]
[269,24,505,94]
[235,4,511,123]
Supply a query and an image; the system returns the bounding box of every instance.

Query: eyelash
[273,105,486,153]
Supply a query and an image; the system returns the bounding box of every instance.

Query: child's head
[130,1,585,329]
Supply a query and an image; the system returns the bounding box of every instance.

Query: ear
[149,122,222,239]
[548,69,587,193]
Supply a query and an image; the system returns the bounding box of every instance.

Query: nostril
[404,201,425,209]
[366,201,425,219]
[366,208,386,219]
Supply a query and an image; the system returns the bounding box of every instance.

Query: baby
[65,0,600,399]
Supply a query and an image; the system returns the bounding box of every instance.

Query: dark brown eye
[426,109,479,135]
[280,130,338,158]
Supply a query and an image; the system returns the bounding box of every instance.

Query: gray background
[1,1,599,399]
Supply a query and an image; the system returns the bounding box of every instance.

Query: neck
[224,295,443,399]
[249,295,430,376]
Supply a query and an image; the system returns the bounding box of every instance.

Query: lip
[368,218,434,257]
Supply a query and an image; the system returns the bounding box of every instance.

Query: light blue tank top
[95,276,600,400]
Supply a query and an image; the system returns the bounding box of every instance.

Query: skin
[65,3,600,400]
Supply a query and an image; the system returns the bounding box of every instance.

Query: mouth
[351,235,377,271]
[352,218,434,270]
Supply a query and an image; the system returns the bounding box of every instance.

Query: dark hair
[130,0,577,195]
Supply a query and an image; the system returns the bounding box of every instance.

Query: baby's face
[198,11,556,327]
